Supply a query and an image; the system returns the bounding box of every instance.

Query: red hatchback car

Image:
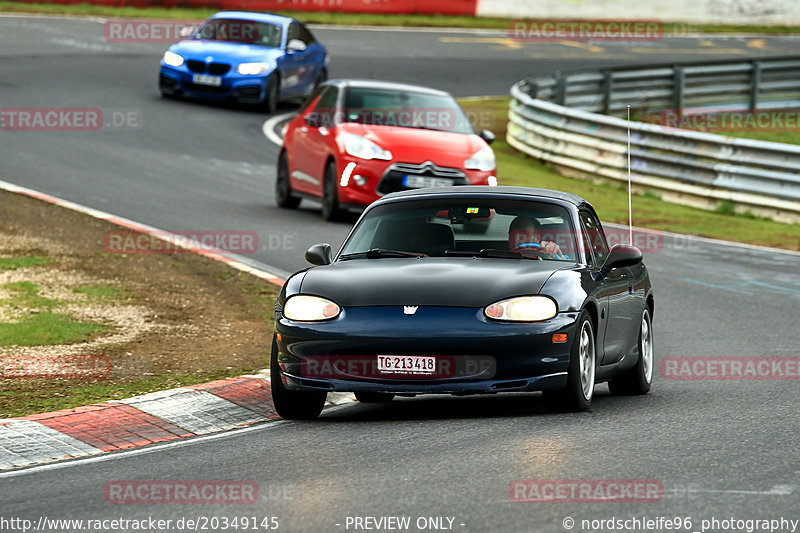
[276,79,498,220]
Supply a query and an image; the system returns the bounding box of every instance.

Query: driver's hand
[541,240,562,255]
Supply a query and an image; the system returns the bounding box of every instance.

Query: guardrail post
[602,72,613,115]
[750,60,762,110]
[555,74,567,106]
[673,67,685,113]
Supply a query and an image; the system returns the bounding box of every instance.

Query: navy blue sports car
[272,187,654,419]
[159,11,328,111]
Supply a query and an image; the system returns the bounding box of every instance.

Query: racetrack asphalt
[1,15,799,532]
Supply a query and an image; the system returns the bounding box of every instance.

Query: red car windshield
[340,87,475,134]
[192,19,282,47]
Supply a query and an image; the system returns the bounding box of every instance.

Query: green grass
[0,312,108,346]
[1,281,108,345]
[3,1,800,33]
[73,284,130,300]
[0,256,49,270]
[458,97,800,250]
[0,369,255,418]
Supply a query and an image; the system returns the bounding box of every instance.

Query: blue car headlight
[237,62,274,75]
[163,51,184,67]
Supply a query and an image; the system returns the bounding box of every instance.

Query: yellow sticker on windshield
[466,207,479,214]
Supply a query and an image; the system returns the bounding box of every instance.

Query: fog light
[353,174,367,186]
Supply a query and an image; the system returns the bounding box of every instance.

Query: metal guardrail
[508,56,800,223]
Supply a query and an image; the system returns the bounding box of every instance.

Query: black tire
[321,161,346,221]
[275,151,301,209]
[544,310,596,412]
[263,73,280,114]
[609,308,654,396]
[270,336,326,420]
[354,392,395,403]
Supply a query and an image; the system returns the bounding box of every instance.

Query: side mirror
[305,243,332,266]
[287,39,307,52]
[604,244,642,270]
[479,129,495,145]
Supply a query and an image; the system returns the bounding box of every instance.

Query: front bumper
[159,63,268,103]
[276,306,578,394]
[336,157,496,207]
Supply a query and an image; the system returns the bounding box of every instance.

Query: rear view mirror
[287,39,306,52]
[306,243,332,265]
[479,129,495,145]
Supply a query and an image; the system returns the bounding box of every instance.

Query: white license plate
[192,74,222,86]
[404,175,453,188]
[377,355,436,374]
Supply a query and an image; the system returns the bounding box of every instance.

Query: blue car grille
[185,61,231,76]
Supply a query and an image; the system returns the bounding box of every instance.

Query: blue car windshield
[192,19,282,47]
[339,88,475,134]
[339,199,580,262]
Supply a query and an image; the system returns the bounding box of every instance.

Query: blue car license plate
[192,74,222,87]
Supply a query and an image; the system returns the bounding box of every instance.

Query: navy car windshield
[340,88,474,134]
[192,19,283,47]
[339,199,578,262]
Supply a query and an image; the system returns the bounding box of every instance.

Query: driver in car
[508,216,565,258]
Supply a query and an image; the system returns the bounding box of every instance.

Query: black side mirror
[479,129,495,145]
[604,244,642,269]
[305,243,332,266]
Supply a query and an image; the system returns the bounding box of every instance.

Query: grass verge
[0,189,279,418]
[459,97,800,250]
[3,2,800,33]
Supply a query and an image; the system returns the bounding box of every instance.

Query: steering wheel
[512,242,544,259]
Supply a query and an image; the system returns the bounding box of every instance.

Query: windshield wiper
[444,248,541,259]
[340,248,428,260]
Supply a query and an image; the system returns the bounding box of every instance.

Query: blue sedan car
[159,11,328,111]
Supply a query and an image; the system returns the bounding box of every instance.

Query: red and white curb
[0,180,356,471]
[0,374,355,471]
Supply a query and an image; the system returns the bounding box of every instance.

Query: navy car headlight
[464,145,496,171]
[484,296,557,322]
[284,295,341,321]
[163,51,184,67]
[237,62,273,75]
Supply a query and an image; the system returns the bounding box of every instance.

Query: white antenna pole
[627,105,633,245]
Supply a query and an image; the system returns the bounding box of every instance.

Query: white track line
[262,111,295,147]
[0,179,287,284]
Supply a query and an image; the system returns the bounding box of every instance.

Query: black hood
[299,257,568,307]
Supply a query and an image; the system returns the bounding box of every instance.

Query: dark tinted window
[340,198,577,262]
[340,87,474,134]
[193,19,282,47]
[579,210,609,265]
